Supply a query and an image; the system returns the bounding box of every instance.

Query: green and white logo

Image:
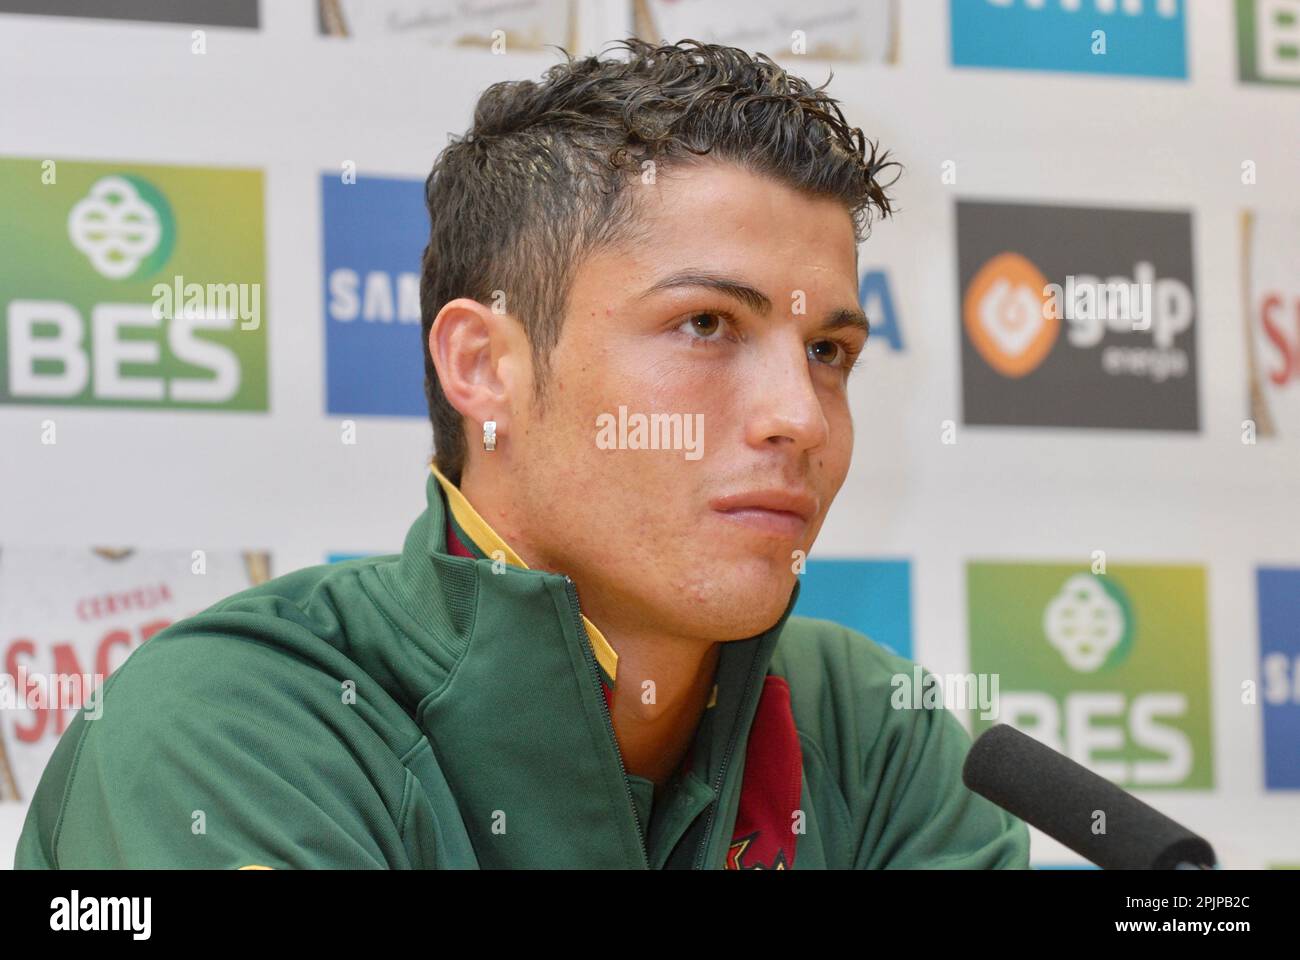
[67,175,176,280]
[1,157,267,411]
[1044,573,1135,673]
[969,562,1213,790]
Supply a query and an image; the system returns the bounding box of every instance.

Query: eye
[676,311,735,343]
[808,337,865,372]
[808,339,843,365]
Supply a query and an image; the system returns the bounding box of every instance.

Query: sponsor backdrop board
[1,0,1297,867]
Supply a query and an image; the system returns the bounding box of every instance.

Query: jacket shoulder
[192,553,399,624]
[770,615,1030,869]
[772,614,918,712]
[770,613,932,780]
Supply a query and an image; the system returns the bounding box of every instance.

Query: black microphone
[962,723,1217,870]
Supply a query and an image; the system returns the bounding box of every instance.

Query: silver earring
[483,420,497,452]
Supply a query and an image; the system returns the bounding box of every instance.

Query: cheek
[596,337,734,421]
[645,353,741,419]
[819,392,855,474]
[830,396,854,454]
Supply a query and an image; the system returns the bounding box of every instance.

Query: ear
[428,298,529,441]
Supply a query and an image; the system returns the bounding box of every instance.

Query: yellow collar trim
[428,463,619,682]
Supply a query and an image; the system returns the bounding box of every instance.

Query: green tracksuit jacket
[15,464,1029,869]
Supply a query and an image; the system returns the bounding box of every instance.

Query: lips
[709,488,818,539]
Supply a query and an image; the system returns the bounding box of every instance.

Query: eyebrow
[637,270,870,339]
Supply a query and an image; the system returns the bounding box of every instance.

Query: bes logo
[957,200,1199,430]
[1044,573,1134,672]
[951,0,1187,79]
[1237,0,1300,86]
[67,176,176,280]
[1259,567,1300,789]
[969,563,1213,789]
[0,158,267,410]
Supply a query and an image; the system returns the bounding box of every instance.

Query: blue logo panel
[1259,567,1300,790]
[794,559,913,659]
[950,0,1187,78]
[322,174,428,416]
[860,269,904,353]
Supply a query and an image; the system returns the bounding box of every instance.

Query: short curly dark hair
[420,37,901,485]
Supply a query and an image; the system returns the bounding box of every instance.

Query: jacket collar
[428,462,621,687]
[378,465,801,868]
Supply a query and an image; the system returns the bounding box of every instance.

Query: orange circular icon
[963,251,1059,378]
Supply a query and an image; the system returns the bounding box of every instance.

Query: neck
[606,628,720,786]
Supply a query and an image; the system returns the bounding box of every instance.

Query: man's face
[504,159,864,642]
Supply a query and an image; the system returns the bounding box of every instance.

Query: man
[16,39,1028,869]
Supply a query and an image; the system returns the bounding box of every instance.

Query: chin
[672,574,795,640]
[721,601,792,640]
[722,556,798,595]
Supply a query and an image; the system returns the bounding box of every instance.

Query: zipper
[692,641,763,870]
[562,575,650,869]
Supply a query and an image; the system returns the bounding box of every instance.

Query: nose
[743,329,831,453]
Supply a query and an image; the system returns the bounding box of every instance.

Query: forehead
[583,159,860,296]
